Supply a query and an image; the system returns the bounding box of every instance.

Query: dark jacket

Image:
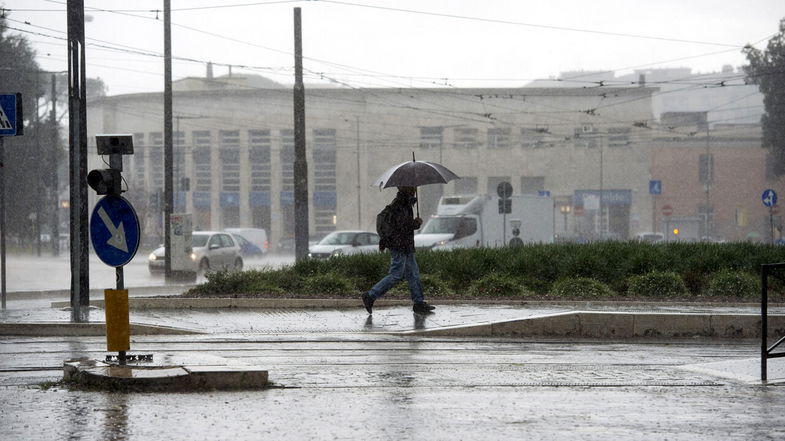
[380,190,420,253]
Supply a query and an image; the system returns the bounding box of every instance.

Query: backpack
[376,204,395,242]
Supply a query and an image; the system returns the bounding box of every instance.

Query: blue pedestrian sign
[649,180,662,195]
[762,189,778,208]
[538,190,551,198]
[0,93,22,136]
[90,195,140,267]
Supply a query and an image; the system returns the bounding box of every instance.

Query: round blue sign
[90,195,140,267]
[762,189,778,208]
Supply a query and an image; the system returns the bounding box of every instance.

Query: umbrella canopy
[373,160,460,190]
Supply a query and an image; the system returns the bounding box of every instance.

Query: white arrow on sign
[97,206,128,252]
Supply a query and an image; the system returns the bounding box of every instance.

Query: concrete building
[85,72,779,249]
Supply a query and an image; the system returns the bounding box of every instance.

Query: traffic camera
[88,134,134,195]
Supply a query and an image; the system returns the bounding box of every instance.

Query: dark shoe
[362,292,374,314]
[413,302,435,314]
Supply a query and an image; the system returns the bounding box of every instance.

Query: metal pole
[1,137,5,309]
[762,265,768,383]
[292,7,309,262]
[35,79,42,257]
[116,265,125,365]
[67,0,89,322]
[163,0,173,280]
[705,123,711,239]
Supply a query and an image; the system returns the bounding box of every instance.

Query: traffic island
[63,358,268,391]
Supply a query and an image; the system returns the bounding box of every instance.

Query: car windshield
[192,233,209,247]
[319,232,356,245]
[421,217,477,238]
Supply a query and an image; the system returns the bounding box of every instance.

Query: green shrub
[388,274,450,297]
[627,271,688,298]
[467,273,526,297]
[549,277,615,299]
[704,270,759,298]
[302,272,356,295]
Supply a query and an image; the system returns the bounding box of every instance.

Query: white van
[224,228,269,256]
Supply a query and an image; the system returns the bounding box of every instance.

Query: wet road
[3,252,295,292]
[2,332,784,440]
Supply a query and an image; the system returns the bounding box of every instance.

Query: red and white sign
[662,205,673,217]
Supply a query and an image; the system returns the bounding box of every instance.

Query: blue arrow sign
[762,189,778,208]
[0,94,21,136]
[90,195,140,267]
[649,180,661,195]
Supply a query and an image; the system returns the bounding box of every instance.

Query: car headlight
[331,249,344,256]
[191,252,197,261]
[149,253,157,261]
[436,239,449,246]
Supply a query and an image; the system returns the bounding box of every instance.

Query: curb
[403,311,785,339]
[0,322,202,336]
[63,358,268,391]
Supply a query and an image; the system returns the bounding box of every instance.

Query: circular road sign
[662,205,673,217]
[497,181,513,199]
[762,189,778,208]
[90,195,140,267]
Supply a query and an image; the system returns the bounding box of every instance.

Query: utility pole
[50,74,59,257]
[163,0,173,280]
[67,0,89,322]
[356,116,361,229]
[292,7,309,262]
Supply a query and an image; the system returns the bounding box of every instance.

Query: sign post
[649,180,661,234]
[497,182,513,246]
[662,204,673,241]
[763,189,778,244]
[0,93,23,310]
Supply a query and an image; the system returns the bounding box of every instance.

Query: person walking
[362,186,435,315]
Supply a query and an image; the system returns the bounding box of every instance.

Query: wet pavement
[2,287,785,440]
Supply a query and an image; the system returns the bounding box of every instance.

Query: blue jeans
[368,250,424,304]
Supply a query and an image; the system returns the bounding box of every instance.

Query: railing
[761,263,785,383]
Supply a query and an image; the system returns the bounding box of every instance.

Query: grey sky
[3,0,783,95]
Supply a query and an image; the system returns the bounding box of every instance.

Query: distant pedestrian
[362,186,435,315]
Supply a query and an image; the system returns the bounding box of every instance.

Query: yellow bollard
[104,289,130,352]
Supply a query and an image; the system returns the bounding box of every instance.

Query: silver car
[148,231,243,274]
[308,230,380,259]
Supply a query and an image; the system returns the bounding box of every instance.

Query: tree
[744,18,785,178]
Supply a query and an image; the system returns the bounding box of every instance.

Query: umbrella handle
[412,151,420,218]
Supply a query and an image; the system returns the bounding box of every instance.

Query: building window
[608,127,631,147]
[220,130,240,193]
[149,131,163,190]
[454,127,478,149]
[132,132,145,185]
[249,129,271,192]
[521,127,548,149]
[487,127,511,149]
[699,153,714,184]
[192,130,211,192]
[313,128,337,234]
[419,126,443,149]
[521,176,545,194]
[573,126,600,148]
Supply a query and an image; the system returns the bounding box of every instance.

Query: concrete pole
[164,0,174,280]
[50,74,60,257]
[67,0,89,322]
[293,7,309,261]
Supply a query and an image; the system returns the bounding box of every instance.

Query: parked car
[224,228,269,255]
[230,233,265,258]
[148,231,243,274]
[308,230,380,259]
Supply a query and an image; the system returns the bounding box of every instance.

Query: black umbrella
[373,153,460,216]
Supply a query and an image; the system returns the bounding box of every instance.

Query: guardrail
[761,263,785,383]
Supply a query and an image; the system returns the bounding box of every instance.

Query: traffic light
[87,168,122,195]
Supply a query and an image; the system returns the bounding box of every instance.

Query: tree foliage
[744,18,785,177]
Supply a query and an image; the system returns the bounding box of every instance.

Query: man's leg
[404,252,424,304]
[367,250,406,300]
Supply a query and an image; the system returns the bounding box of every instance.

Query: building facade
[85,74,779,249]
